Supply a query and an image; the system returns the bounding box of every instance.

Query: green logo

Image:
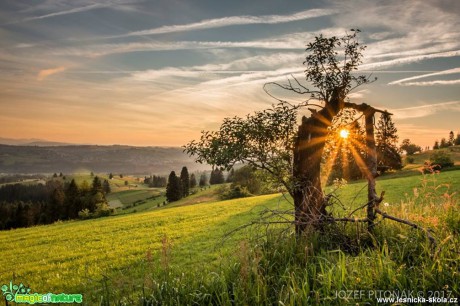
[1,281,82,304]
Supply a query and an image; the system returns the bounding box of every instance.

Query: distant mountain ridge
[0,144,208,174]
[0,137,74,146]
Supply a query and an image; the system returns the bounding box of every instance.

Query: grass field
[0,193,286,300]
[0,169,459,304]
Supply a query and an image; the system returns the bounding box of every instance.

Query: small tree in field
[375,112,402,172]
[189,173,197,189]
[448,131,455,146]
[210,169,225,185]
[400,139,421,155]
[102,179,111,194]
[180,166,190,197]
[166,171,182,202]
[199,173,207,187]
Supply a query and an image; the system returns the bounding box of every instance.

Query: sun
[339,129,350,139]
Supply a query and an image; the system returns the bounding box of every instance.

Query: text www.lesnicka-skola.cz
[334,290,458,304]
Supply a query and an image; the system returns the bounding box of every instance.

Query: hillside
[0,144,208,174]
[403,145,460,167]
[0,170,459,304]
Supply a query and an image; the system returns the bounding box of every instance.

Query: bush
[94,202,112,217]
[405,156,415,164]
[220,184,252,200]
[430,150,454,168]
[78,208,91,219]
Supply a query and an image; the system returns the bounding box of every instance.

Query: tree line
[0,176,112,230]
[165,167,230,203]
[433,131,460,149]
[143,175,167,187]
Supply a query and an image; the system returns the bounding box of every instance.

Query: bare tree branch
[375,208,437,247]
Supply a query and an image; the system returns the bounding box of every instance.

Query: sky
[0,0,459,147]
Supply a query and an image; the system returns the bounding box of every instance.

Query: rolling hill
[0,170,459,304]
[0,144,208,174]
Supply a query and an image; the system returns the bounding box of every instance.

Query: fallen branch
[375,208,437,247]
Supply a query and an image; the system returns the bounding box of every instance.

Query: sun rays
[339,129,350,139]
[322,118,370,186]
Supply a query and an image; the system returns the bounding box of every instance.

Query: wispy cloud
[348,89,370,99]
[389,67,460,85]
[113,8,336,37]
[391,101,460,119]
[37,66,67,81]
[129,52,301,81]
[26,4,105,21]
[51,37,308,58]
[361,50,460,70]
[396,80,460,86]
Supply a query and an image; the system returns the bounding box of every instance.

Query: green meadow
[1,169,459,304]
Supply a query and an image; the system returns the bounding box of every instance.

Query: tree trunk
[364,110,378,230]
[293,97,342,234]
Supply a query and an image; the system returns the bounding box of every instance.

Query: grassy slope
[0,170,459,303]
[327,170,460,215]
[0,194,286,295]
[406,145,460,166]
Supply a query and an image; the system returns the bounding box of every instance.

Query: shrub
[430,150,454,168]
[405,156,415,164]
[94,202,112,217]
[220,185,252,200]
[78,208,91,219]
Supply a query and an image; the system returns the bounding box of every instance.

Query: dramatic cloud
[37,66,67,81]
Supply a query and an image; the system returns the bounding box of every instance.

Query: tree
[166,171,182,202]
[102,179,111,195]
[89,176,106,212]
[448,131,455,146]
[231,166,261,195]
[65,179,81,219]
[210,169,225,185]
[433,140,439,150]
[109,173,113,179]
[185,30,388,233]
[430,151,454,168]
[375,112,402,172]
[400,139,421,155]
[49,185,65,221]
[440,138,448,148]
[189,174,197,189]
[199,173,207,187]
[180,167,190,197]
[226,168,235,183]
[455,133,460,146]
[91,176,103,194]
